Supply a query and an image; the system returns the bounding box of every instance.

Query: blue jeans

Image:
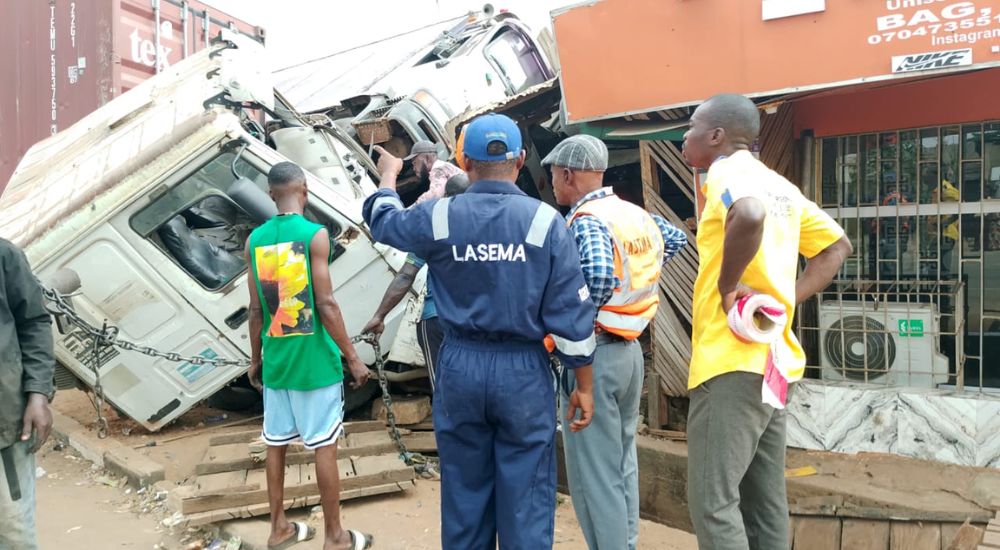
[0,441,37,550]
[560,338,644,550]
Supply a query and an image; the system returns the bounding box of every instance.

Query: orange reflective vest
[570,194,664,340]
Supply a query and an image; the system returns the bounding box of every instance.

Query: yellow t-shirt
[689,151,845,390]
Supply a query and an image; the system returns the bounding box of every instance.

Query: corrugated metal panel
[0,0,262,192]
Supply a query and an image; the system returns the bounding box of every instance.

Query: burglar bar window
[815,121,1000,390]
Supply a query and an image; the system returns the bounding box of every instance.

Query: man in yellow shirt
[682,94,852,550]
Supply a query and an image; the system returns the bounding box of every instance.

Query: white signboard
[762,0,826,21]
[891,48,973,72]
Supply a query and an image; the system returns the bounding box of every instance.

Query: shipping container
[0,0,263,192]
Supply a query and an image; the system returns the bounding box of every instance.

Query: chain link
[90,320,110,439]
[350,333,421,468]
[41,286,250,368]
[42,285,423,464]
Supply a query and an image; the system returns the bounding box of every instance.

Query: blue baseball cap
[462,114,522,162]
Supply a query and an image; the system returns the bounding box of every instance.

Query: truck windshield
[484,29,548,95]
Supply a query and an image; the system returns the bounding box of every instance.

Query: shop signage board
[552,0,1000,123]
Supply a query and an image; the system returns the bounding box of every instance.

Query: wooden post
[647,371,662,430]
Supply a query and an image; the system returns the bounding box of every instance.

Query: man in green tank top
[246,162,374,550]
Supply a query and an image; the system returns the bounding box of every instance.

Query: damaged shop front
[552,0,1000,467]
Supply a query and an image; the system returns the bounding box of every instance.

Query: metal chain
[89,321,110,439]
[41,286,250,368]
[350,333,420,468]
[42,286,424,465]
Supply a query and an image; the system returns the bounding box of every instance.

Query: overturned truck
[0,33,429,431]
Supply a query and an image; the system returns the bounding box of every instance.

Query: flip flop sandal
[267,521,316,550]
[347,529,374,549]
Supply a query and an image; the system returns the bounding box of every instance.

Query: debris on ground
[785,466,818,478]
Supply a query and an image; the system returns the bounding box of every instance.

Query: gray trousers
[560,338,644,550]
[687,371,789,550]
[0,441,37,550]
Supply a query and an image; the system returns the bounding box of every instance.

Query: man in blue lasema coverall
[363,114,598,550]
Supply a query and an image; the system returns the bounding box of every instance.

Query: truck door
[113,141,422,415]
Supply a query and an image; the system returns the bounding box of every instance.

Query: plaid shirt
[567,188,687,308]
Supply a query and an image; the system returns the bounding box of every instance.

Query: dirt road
[35,444,192,549]
[33,440,698,549]
[38,389,698,549]
[223,479,699,550]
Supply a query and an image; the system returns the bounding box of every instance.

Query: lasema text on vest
[452,243,527,262]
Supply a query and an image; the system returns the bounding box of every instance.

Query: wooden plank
[178,455,414,514]
[793,517,842,550]
[892,522,942,550]
[646,372,662,429]
[841,507,993,524]
[982,530,1000,548]
[789,495,843,516]
[207,421,386,447]
[646,428,686,441]
[841,519,890,550]
[344,421,387,435]
[342,431,396,456]
[196,432,396,475]
[400,431,437,453]
[946,520,984,550]
[639,139,699,398]
[179,480,416,528]
[208,429,262,446]
[194,469,248,493]
[401,420,434,431]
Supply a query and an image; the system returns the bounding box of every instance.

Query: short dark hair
[702,94,761,142]
[444,172,471,197]
[466,158,518,180]
[268,161,305,187]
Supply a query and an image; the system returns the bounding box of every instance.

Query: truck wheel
[344,379,380,413]
[206,386,261,412]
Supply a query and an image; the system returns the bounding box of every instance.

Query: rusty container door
[0,0,115,193]
[114,0,264,95]
[1,0,263,193]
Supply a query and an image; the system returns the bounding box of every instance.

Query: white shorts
[262,383,344,450]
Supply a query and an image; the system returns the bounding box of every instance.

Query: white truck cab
[0,34,425,431]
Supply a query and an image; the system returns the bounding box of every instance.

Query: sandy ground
[35,444,197,550]
[32,438,698,550]
[225,480,699,550]
[43,388,699,549]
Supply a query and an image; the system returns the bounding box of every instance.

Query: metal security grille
[814,122,1000,390]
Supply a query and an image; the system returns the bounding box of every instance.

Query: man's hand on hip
[22,393,52,453]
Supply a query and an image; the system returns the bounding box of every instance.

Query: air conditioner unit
[818,301,949,388]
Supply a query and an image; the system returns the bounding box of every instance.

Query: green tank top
[248,214,343,390]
